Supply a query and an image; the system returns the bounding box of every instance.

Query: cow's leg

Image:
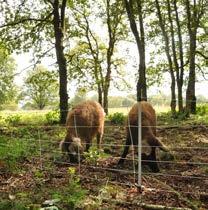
[147,147,160,173]
[118,134,131,165]
[85,139,92,152]
[97,131,103,151]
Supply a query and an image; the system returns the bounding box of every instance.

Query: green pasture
[0,103,208,126]
[0,104,170,122]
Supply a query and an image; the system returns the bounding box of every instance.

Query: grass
[0,200,28,210]
[0,129,39,172]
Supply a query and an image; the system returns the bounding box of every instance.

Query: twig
[102,198,192,210]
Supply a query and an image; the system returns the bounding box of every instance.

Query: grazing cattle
[60,100,105,162]
[118,101,168,172]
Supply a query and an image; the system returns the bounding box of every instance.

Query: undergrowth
[52,167,87,209]
[108,112,126,124]
[0,135,37,172]
[0,200,28,210]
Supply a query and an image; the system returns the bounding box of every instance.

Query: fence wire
[0,101,208,208]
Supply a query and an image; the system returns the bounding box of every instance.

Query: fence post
[74,114,81,175]
[137,101,142,189]
[38,129,43,170]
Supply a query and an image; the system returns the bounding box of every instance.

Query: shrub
[196,104,208,116]
[45,110,59,124]
[83,147,99,165]
[174,111,188,120]
[5,114,21,126]
[108,112,126,124]
[83,146,110,166]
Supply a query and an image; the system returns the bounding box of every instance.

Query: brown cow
[60,100,105,162]
[118,101,168,172]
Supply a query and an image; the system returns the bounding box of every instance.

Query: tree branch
[196,63,208,80]
[124,0,142,50]
[196,51,208,59]
[0,13,53,29]
[43,0,54,7]
[61,0,67,29]
[13,46,55,77]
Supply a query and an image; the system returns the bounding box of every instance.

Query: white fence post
[38,129,43,170]
[138,101,142,188]
[74,114,81,175]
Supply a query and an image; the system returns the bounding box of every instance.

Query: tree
[69,87,87,106]
[52,0,69,123]
[0,0,69,123]
[151,0,207,115]
[67,41,105,105]
[164,0,185,113]
[103,0,127,114]
[24,65,58,110]
[123,0,147,101]
[172,0,185,113]
[0,48,17,108]
[155,0,177,115]
[68,0,127,114]
[185,0,207,114]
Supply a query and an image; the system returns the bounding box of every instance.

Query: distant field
[0,110,49,115]
[0,104,171,126]
[0,104,170,119]
[0,110,49,125]
[108,104,170,115]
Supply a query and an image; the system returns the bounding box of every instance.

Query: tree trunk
[137,0,147,101]
[98,84,103,106]
[186,36,197,114]
[103,86,109,115]
[170,73,177,115]
[173,0,184,113]
[94,62,103,106]
[39,103,45,110]
[137,58,146,101]
[53,0,68,124]
[103,0,116,114]
[177,83,183,112]
[124,0,147,102]
[155,0,176,115]
[185,0,197,114]
[140,55,147,101]
[103,55,111,115]
[167,0,183,113]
